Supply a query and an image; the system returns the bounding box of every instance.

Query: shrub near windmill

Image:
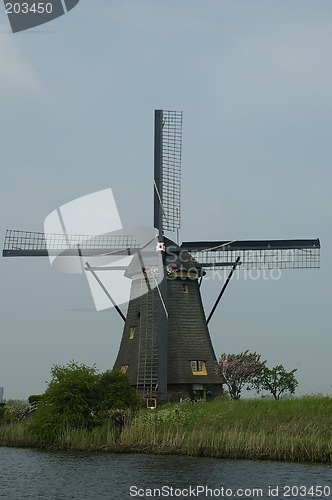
[3,110,320,407]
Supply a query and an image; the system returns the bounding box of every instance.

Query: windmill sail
[180,239,320,270]
[2,229,138,257]
[154,110,182,233]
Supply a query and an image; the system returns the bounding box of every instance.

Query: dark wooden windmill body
[113,244,223,403]
[3,110,320,406]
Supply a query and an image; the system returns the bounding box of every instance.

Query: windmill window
[192,384,206,401]
[129,326,135,340]
[190,360,207,375]
[183,284,189,294]
[146,398,157,409]
[191,360,201,371]
[120,365,128,373]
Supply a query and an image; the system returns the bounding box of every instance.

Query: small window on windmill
[190,360,207,375]
[190,360,201,372]
[129,326,135,340]
[146,398,157,409]
[192,384,205,401]
[120,365,128,373]
[183,284,189,294]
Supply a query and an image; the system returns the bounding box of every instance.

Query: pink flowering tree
[215,350,265,400]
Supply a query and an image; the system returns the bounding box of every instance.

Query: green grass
[1,396,331,463]
[120,396,332,462]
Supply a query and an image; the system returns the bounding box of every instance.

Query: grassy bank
[1,396,331,463]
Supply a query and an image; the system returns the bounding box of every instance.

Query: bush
[28,361,139,446]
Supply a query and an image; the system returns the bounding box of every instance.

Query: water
[0,447,331,500]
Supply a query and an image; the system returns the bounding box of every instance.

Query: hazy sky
[0,1,331,399]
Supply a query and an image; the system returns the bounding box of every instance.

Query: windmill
[3,109,320,407]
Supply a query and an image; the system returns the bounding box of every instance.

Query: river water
[0,447,331,500]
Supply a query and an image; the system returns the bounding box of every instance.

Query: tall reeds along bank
[0,396,331,463]
[120,396,332,463]
[0,423,37,448]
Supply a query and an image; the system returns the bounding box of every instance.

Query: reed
[118,396,332,462]
[56,424,118,450]
[0,423,37,448]
[0,396,331,463]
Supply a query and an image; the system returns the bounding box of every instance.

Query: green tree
[98,370,139,414]
[97,370,139,430]
[43,361,100,428]
[251,364,298,400]
[215,351,265,400]
[28,361,139,445]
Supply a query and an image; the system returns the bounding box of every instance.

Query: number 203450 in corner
[5,3,53,15]
[268,485,331,497]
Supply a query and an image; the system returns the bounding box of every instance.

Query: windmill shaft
[154,109,164,236]
[3,249,140,257]
[206,256,241,325]
[157,275,168,402]
[181,239,320,252]
[154,110,168,403]
[85,263,126,322]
